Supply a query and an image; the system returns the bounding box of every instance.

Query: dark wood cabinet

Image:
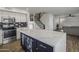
[32,38,37,52]
[36,40,53,52]
[21,33,26,51]
[21,33,37,52]
[24,37,32,52]
[21,33,53,52]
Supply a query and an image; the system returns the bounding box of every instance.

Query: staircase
[34,13,45,29]
[35,19,45,29]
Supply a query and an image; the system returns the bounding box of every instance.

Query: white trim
[0,7,29,14]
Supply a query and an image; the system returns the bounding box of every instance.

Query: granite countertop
[20,29,66,47]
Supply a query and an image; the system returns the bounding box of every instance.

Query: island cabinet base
[36,40,53,52]
[20,33,53,52]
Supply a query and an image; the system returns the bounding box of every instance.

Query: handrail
[35,19,45,29]
[34,13,45,29]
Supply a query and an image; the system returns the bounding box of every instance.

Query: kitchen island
[20,29,66,52]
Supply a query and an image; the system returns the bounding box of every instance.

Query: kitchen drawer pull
[39,44,47,48]
[36,48,38,50]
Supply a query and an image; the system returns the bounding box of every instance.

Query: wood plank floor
[0,40,24,52]
[0,34,79,52]
[67,34,79,52]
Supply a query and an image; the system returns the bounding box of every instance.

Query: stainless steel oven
[1,17,16,44]
[3,29,16,38]
[2,28,16,44]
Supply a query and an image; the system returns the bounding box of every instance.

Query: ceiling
[14,7,79,16]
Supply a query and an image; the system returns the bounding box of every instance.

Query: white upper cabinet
[20,14,27,22]
[0,11,2,22]
[0,8,29,22]
[15,14,21,22]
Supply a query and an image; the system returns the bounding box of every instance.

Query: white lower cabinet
[0,30,2,45]
[17,27,27,40]
[17,28,21,40]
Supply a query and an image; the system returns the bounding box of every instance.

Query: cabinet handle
[36,48,38,50]
[39,44,47,48]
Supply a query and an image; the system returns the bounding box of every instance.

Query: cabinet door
[32,38,37,52]
[24,37,32,52]
[24,36,37,52]
[15,14,21,22]
[21,33,31,52]
[20,14,27,22]
[21,33,30,51]
[20,33,25,46]
[21,33,25,49]
[17,28,21,40]
[0,30,2,45]
[36,40,53,52]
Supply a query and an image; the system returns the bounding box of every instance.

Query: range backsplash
[0,22,27,29]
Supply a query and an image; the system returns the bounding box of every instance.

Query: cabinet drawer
[36,40,53,52]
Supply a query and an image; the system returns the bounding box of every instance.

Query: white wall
[53,16,60,30]
[0,10,27,22]
[40,13,62,30]
[33,13,66,30]
[40,13,54,30]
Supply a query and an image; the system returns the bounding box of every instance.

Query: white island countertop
[20,29,66,52]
